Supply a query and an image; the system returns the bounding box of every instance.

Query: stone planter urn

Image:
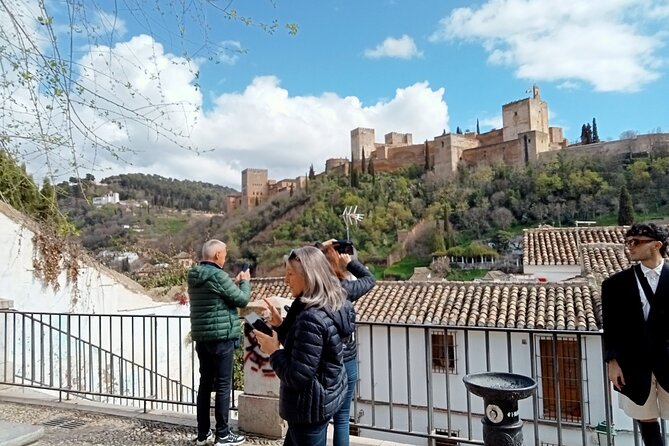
[463,372,537,446]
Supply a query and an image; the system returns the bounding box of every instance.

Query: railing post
[66,314,71,401]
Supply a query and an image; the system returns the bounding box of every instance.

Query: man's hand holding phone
[236,262,251,282]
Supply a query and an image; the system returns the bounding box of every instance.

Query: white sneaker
[215,431,246,446]
[195,430,214,445]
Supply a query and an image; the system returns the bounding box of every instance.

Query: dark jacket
[187,261,250,342]
[270,299,355,424]
[341,259,376,363]
[602,264,669,405]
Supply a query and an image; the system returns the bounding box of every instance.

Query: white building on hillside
[92,191,120,207]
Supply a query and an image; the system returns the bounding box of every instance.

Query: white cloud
[94,10,127,37]
[429,0,667,92]
[83,73,448,188]
[1,5,446,190]
[480,115,503,130]
[191,77,447,186]
[557,80,580,90]
[48,36,446,188]
[364,35,423,60]
[218,40,243,65]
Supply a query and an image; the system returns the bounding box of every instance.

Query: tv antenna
[341,206,364,240]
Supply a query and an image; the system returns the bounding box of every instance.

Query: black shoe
[215,431,246,446]
[195,430,214,445]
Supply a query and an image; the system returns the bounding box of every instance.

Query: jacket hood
[328,300,355,339]
[187,262,222,287]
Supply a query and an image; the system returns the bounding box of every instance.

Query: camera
[334,239,354,255]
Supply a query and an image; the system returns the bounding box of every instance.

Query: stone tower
[241,168,269,209]
[350,128,375,161]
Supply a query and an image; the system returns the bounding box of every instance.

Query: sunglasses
[624,238,658,247]
[288,249,300,261]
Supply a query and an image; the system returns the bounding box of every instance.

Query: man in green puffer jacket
[189,239,250,446]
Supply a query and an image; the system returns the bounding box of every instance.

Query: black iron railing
[2,310,656,445]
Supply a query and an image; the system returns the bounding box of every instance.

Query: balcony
[0,310,656,446]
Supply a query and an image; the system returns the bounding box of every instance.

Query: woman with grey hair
[255,246,355,446]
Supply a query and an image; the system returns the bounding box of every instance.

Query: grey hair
[202,239,226,260]
[286,246,347,311]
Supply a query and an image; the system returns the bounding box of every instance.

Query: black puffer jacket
[341,259,376,363]
[270,299,355,424]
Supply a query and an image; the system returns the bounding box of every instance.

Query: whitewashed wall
[0,204,163,314]
[523,264,582,283]
[356,325,634,446]
[0,202,197,410]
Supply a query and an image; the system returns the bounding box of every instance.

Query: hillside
[101,173,237,211]
[16,144,669,282]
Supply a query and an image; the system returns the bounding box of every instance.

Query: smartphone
[241,262,250,272]
[244,313,273,336]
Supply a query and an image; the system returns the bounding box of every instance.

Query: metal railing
[0,311,203,413]
[351,322,617,446]
[0,310,652,445]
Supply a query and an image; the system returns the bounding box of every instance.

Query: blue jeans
[195,339,234,439]
[283,419,329,446]
[333,358,358,446]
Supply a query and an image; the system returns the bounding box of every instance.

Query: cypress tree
[308,164,315,180]
[617,184,635,225]
[580,124,587,144]
[432,227,446,254]
[368,158,375,179]
[456,126,462,135]
[592,118,600,143]
[361,150,366,174]
[476,119,480,134]
[586,123,593,144]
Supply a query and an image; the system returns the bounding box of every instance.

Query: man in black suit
[603,222,669,446]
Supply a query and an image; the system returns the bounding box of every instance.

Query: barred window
[539,337,583,422]
[431,330,456,374]
[434,429,459,446]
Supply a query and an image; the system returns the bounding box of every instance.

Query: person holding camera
[254,246,355,446]
[188,239,250,446]
[319,239,376,446]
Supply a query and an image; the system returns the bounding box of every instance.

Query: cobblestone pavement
[0,401,284,445]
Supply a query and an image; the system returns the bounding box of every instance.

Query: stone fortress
[227,86,669,212]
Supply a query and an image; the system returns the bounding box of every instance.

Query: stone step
[0,420,44,446]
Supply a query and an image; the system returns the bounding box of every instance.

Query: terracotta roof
[581,244,630,279]
[250,279,601,332]
[523,226,626,266]
[250,277,291,301]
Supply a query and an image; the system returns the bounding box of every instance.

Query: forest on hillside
[213,145,669,272]
[101,173,237,212]
[3,143,669,280]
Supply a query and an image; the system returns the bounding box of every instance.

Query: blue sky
[6,0,669,188]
